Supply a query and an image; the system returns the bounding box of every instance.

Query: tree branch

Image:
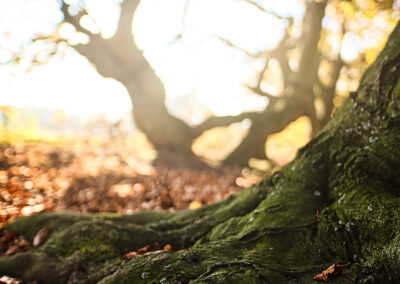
[246,85,280,102]
[239,0,292,21]
[60,3,88,35]
[193,112,257,137]
[114,0,140,40]
[213,35,259,57]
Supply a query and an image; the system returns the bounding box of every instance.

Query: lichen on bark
[1,23,399,284]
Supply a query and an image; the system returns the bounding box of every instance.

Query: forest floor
[0,140,266,227]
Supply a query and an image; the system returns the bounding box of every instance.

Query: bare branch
[256,55,272,86]
[60,3,89,35]
[238,0,292,21]
[193,112,257,137]
[212,35,259,57]
[246,85,279,101]
[248,22,293,95]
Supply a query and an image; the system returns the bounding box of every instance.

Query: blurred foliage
[0,140,263,227]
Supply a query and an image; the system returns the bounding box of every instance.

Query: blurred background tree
[0,0,397,168]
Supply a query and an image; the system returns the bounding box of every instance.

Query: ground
[0,141,265,224]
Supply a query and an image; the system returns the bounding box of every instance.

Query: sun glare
[0,0,393,127]
[0,0,291,125]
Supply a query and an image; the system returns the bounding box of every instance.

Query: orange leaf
[163,244,172,251]
[33,226,51,247]
[314,263,350,282]
[0,230,16,243]
[17,238,30,248]
[124,251,138,259]
[137,242,159,254]
[4,245,19,255]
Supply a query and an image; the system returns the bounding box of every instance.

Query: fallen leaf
[17,238,30,248]
[0,231,16,243]
[188,201,202,210]
[33,226,51,247]
[123,251,138,259]
[314,262,350,282]
[137,242,159,254]
[4,245,19,255]
[163,244,172,251]
[0,275,22,284]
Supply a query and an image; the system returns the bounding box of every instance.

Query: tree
[1,21,399,283]
[5,0,393,168]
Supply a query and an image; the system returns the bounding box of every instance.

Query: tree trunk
[60,0,338,169]
[62,1,210,169]
[222,1,328,167]
[1,20,399,284]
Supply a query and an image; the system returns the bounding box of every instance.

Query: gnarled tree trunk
[62,0,208,169]
[59,0,344,168]
[1,20,399,284]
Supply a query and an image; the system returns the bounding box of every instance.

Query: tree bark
[222,1,328,167]
[59,0,341,169]
[62,1,211,169]
[1,22,399,283]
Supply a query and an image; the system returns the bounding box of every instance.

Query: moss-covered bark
[1,24,400,284]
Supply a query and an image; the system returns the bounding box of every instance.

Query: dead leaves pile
[0,226,51,257]
[0,142,262,226]
[0,229,30,256]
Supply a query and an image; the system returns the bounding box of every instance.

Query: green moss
[58,238,119,260]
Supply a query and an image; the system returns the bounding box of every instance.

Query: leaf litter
[0,142,263,225]
[0,141,266,282]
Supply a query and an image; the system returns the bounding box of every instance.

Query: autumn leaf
[188,201,202,210]
[123,251,138,259]
[137,242,159,254]
[17,238,30,248]
[314,262,350,282]
[0,230,16,243]
[4,245,19,255]
[33,226,51,247]
[163,244,172,251]
[123,242,161,259]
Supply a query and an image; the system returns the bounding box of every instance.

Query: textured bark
[1,23,399,283]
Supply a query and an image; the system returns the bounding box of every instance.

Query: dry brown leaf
[123,251,138,259]
[314,262,350,282]
[4,245,19,255]
[0,231,15,243]
[137,242,159,254]
[17,238,30,248]
[33,226,51,247]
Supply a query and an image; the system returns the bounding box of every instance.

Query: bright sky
[0,0,302,123]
